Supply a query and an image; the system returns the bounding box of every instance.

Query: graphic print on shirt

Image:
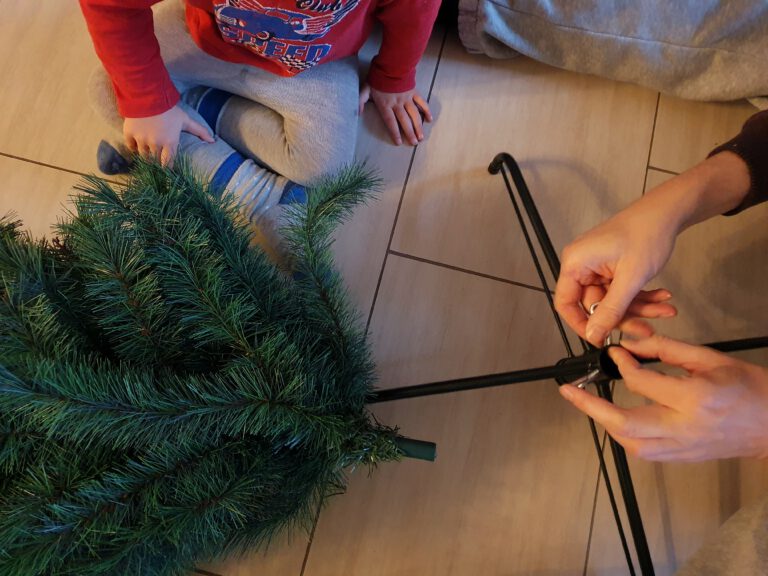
[214,0,359,73]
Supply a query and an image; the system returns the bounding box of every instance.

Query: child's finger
[183,118,214,143]
[124,135,138,153]
[405,101,423,140]
[358,85,370,115]
[167,142,178,166]
[160,146,174,168]
[377,105,401,145]
[394,106,417,146]
[413,94,433,122]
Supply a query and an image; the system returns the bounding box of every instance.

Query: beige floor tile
[196,533,307,576]
[390,34,658,286]
[304,255,601,576]
[643,169,768,343]
[586,350,768,576]
[332,30,445,316]
[649,96,755,174]
[644,167,677,189]
[0,1,105,174]
[0,155,80,236]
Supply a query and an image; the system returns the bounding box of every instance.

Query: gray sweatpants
[675,494,768,576]
[458,0,768,105]
[88,0,359,185]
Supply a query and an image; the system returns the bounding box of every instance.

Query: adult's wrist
[626,175,700,240]
[678,152,750,228]
[638,151,751,235]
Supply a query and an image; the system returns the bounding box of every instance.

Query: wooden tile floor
[1,2,767,574]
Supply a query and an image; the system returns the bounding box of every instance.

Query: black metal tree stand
[368,153,768,576]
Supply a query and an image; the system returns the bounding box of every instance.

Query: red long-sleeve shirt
[80,0,440,118]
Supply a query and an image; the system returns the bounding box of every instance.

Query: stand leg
[490,152,654,575]
[597,382,655,575]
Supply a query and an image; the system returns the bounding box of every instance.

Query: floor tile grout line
[641,93,662,196]
[605,93,659,576]
[647,165,679,177]
[246,31,451,576]
[0,151,120,185]
[299,499,325,576]
[194,569,224,576]
[365,27,449,332]
[301,27,449,576]
[388,249,547,293]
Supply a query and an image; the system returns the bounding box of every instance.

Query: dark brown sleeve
[708,110,768,215]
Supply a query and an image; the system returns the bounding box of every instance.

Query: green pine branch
[282,165,382,410]
[0,160,404,576]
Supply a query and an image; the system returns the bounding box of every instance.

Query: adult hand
[359,83,433,146]
[123,104,214,167]
[555,152,751,347]
[559,335,768,462]
[555,203,679,346]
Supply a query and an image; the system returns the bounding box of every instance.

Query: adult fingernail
[560,386,575,401]
[586,325,603,344]
[607,346,626,361]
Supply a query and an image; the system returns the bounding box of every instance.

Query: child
[80,0,439,224]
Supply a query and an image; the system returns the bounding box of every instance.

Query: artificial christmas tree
[0,161,410,575]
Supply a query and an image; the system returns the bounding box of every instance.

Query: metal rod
[491,153,639,572]
[491,153,650,575]
[490,153,592,355]
[489,153,562,277]
[497,162,574,357]
[597,381,655,576]
[371,336,768,404]
[707,336,768,354]
[588,413,636,576]
[369,362,586,403]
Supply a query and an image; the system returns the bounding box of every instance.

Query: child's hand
[123,104,214,167]
[359,84,433,146]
